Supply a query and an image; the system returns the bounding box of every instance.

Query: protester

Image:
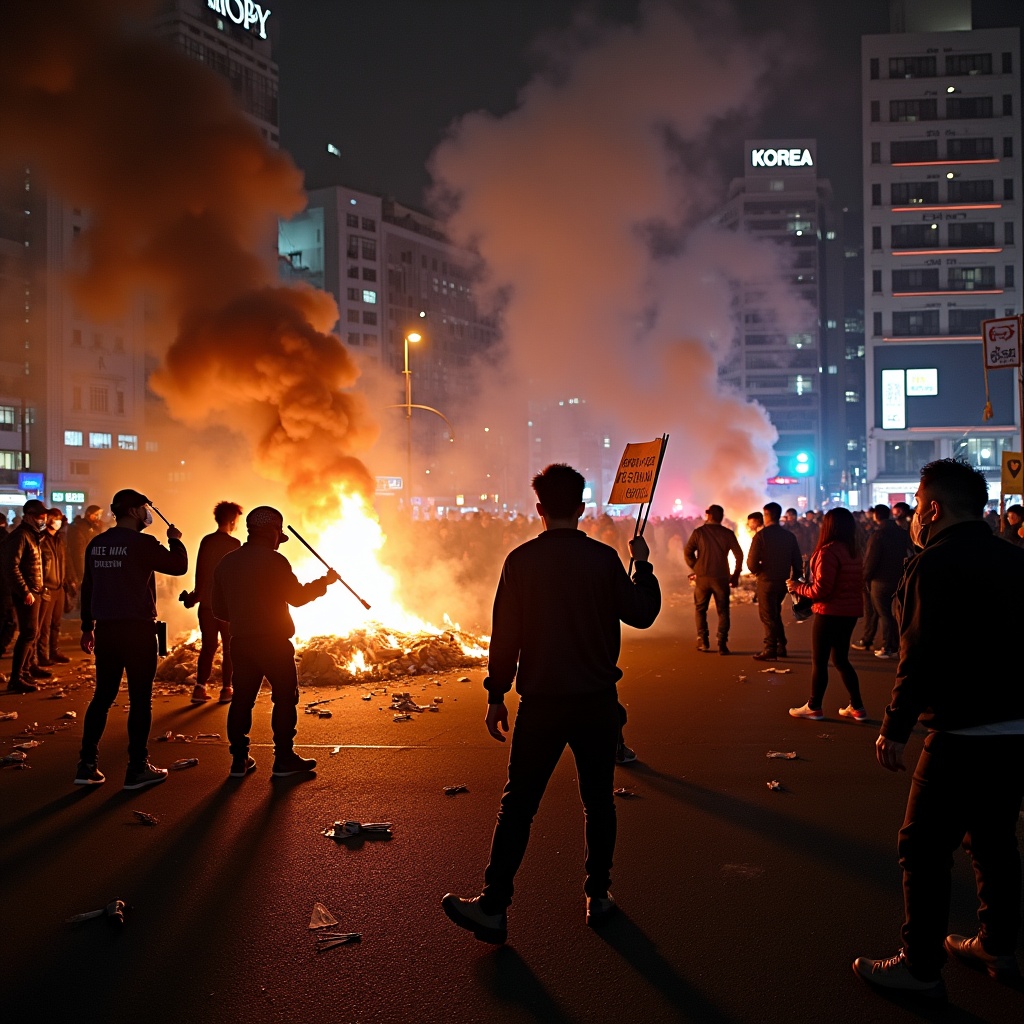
[683,503,742,654]
[855,504,912,659]
[442,464,660,943]
[891,501,912,532]
[185,500,242,704]
[785,508,866,722]
[75,490,188,789]
[854,459,1024,994]
[212,506,338,779]
[747,502,803,661]
[1000,504,1024,547]
[36,508,73,666]
[2,500,48,692]
[65,504,104,607]
[746,511,764,537]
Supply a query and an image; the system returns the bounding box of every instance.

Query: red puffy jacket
[791,542,863,618]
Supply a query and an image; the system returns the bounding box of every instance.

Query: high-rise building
[279,186,504,511]
[717,140,847,508]
[862,1,1022,505]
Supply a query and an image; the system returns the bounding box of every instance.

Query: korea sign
[982,316,1021,369]
[750,148,814,168]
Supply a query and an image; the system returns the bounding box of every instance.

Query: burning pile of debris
[155,625,488,688]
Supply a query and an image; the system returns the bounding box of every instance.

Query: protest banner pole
[628,434,669,574]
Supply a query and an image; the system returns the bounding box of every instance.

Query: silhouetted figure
[684,503,742,654]
[3,500,48,692]
[747,502,802,662]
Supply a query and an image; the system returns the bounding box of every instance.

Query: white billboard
[905,368,938,396]
[881,369,906,429]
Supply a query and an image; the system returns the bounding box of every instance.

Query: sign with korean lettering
[1002,451,1023,495]
[609,438,665,505]
[880,369,906,430]
[52,491,87,504]
[982,316,1021,369]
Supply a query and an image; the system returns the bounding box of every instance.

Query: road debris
[323,820,392,840]
[61,711,78,719]
[14,739,42,750]
[443,785,468,796]
[457,676,470,682]
[614,788,639,798]
[316,932,361,951]
[766,751,798,760]
[67,899,127,927]
[50,689,66,699]
[392,713,412,722]
[817,733,833,741]
[196,733,220,740]
[759,667,792,675]
[131,810,160,826]
[170,758,199,770]
[0,711,17,722]
[329,746,341,756]
[767,780,783,791]
[309,903,339,930]
[317,710,332,718]
[1,750,29,766]
[737,675,748,683]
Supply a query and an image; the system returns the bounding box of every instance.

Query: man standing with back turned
[684,503,742,655]
[854,459,1024,994]
[747,501,802,661]
[442,464,661,943]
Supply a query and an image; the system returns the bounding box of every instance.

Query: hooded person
[74,489,188,789]
[212,506,338,779]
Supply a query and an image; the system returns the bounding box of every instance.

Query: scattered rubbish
[817,733,833,741]
[457,676,470,683]
[317,710,332,719]
[767,780,783,791]
[766,751,798,760]
[361,694,372,701]
[426,705,439,713]
[14,740,42,750]
[67,899,127,927]
[50,689,66,699]
[316,932,361,951]
[196,733,220,740]
[132,810,160,826]
[1,750,29,766]
[444,785,468,796]
[62,711,78,720]
[433,697,443,704]
[170,758,199,771]
[393,713,412,722]
[157,731,173,742]
[0,711,18,722]
[329,746,341,756]
[759,667,792,675]
[737,675,748,683]
[614,788,639,798]
[323,820,392,840]
[309,902,339,930]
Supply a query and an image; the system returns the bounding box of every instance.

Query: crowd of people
[2,461,1023,999]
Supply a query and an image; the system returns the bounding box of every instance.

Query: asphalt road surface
[2,598,1021,1024]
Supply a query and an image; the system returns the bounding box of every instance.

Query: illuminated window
[64,430,83,446]
[362,289,377,304]
[88,432,111,449]
[117,434,138,450]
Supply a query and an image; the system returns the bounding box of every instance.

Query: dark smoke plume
[0,0,376,515]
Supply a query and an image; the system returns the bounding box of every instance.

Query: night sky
[271,1,1021,219]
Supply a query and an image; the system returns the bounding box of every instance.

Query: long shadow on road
[474,946,573,1024]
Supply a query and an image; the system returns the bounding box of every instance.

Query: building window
[946,222,995,246]
[347,265,360,278]
[891,223,937,249]
[0,406,14,430]
[871,100,880,122]
[946,96,994,120]
[70,460,90,475]
[361,311,377,325]
[1003,52,1013,74]
[871,183,881,205]
[872,270,882,293]
[88,432,112,449]
[870,58,879,79]
[64,430,83,446]
[362,333,378,345]
[1004,179,1014,201]
[890,55,936,78]
[346,287,360,301]
[948,308,994,334]
[884,441,935,475]
[892,181,938,205]
[945,53,992,76]
[947,137,993,159]
[346,213,359,228]
[956,437,1013,469]
[346,309,360,323]
[845,391,860,403]
[948,267,995,290]
[145,440,158,452]
[892,268,939,291]
[1003,94,1013,117]
[1003,137,1013,158]
[113,336,124,352]
[948,178,994,202]
[873,312,883,336]
[71,329,82,347]
[361,239,376,260]
[1005,222,1015,245]
[891,139,938,163]
[890,98,937,122]
[116,391,125,415]
[1006,265,1015,288]
[361,267,377,282]
[361,217,376,231]
[89,386,108,412]
[117,434,138,450]
[871,226,882,250]
[891,310,940,336]
[347,332,361,345]
[871,142,881,164]
[91,333,103,349]
[0,452,25,470]
[362,289,377,304]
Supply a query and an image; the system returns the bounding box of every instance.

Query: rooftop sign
[751,148,814,168]
[207,0,271,39]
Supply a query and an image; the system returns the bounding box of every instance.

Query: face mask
[31,517,46,532]
[132,507,153,531]
[910,506,932,548]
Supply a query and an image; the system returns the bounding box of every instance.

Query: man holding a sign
[442,463,661,943]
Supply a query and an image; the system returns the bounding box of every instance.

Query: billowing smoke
[0,0,376,517]
[429,1,813,519]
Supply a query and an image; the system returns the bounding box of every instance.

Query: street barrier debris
[444,785,468,796]
[132,811,159,826]
[170,758,199,770]
[323,820,392,840]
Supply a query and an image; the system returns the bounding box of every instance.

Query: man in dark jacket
[442,464,660,943]
[65,504,104,609]
[856,504,913,659]
[746,502,803,661]
[212,506,338,779]
[684,504,742,654]
[36,508,74,666]
[75,489,188,790]
[2,499,48,692]
[854,459,1024,994]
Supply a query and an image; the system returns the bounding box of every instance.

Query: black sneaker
[615,742,637,764]
[123,762,169,791]
[28,666,53,678]
[229,755,257,778]
[50,652,72,664]
[586,893,616,928]
[271,752,317,777]
[718,643,731,655]
[6,677,38,694]
[696,639,710,653]
[777,645,787,658]
[752,650,777,662]
[74,761,105,786]
[441,894,507,944]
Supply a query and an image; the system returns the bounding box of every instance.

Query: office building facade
[862,6,1022,505]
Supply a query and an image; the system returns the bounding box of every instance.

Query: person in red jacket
[785,507,866,722]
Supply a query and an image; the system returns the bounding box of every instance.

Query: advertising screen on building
[881,369,906,429]
[906,368,938,396]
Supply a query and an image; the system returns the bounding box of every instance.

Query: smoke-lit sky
[274,0,1020,213]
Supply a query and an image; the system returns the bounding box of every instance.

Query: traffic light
[791,451,814,476]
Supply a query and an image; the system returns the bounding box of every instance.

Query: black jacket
[684,523,743,580]
[746,523,802,582]
[882,520,1024,742]
[863,519,913,583]
[484,528,661,702]
[2,523,43,601]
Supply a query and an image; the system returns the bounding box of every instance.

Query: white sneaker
[788,703,823,720]
[838,705,868,723]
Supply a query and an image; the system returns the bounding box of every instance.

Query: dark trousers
[860,585,878,645]
[755,578,789,652]
[227,636,299,758]
[899,732,1024,979]
[694,576,731,644]
[11,597,40,681]
[481,693,620,913]
[80,620,159,769]
[35,589,60,661]
[0,601,16,655]
[869,578,899,653]
[808,614,862,710]
[196,603,232,686]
